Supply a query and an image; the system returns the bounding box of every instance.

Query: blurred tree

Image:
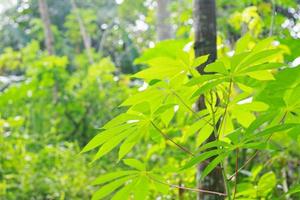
[156,0,172,40]
[38,0,55,55]
[70,0,94,64]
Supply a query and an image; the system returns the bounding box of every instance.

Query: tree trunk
[70,0,94,64]
[38,0,55,55]
[156,0,172,41]
[193,0,225,199]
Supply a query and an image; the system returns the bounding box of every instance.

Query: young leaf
[92,128,136,161]
[134,176,150,199]
[92,171,138,185]
[181,149,223,170]
[204,61,228,74]
[123,159,146,171]
[92,176,134,200]
[196,123,214,146]
[201,153,228,180]
[192,55,209,68]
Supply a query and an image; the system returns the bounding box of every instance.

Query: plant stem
[148,175,227,197]
[151,121,195,156]
[232,148,239,200]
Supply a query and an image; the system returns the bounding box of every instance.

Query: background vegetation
[0,0,300,199]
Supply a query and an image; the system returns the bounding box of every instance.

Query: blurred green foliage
[0,0,300,199]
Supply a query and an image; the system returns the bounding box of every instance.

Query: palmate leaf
[196,120,215,146]
[200,152,229,180]
[204,61,229,74]
[234,49,283,72]
[197,140,233,152]
[191,78,228,99]
[118,132,141,160]
[181,140,233,171]
[91,171,138,185]
[243,123,297,143]
[133,57,186,81]
[192,55,209,68]
[81,123,135,153]
[257,171,276,196]
[123,159,146,171]
[82,110,149,162]
[180,149,223,171]
[92,160,167,200]
[92,127,138,162]
[92,176,135,200]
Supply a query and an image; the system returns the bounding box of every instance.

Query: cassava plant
[83,35,300,200]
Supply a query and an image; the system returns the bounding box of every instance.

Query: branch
[171,90,214,127]
[232,148,239,200]
[148,175,227,197]
[228,112,288,181]
[151,121,195,156]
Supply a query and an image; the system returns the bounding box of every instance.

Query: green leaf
[235,49,282,72]
[204,61,228,74]
[197,140,232,152]
[118,132,140,160]
[104,113,143,129]
[123,159,146,171]
[81,123,133,153]
[133,57,186,80]
[92,171,138,185]
[192,55,209,68]
[134,176,149,199]
[92,176,134,200]
[201,153,228,180]
[191,78,227,99]
[235,33,252,54]
[245,124,296,142]
[111,183,134,200]
[181,149,223,170]
[236,101,269,111]
[247,70,275,80]
[232,109,256,127]
[150,174,169,194]
[257,172,276,196]
[240,63,283,73]
[283,185,300,196]
[252,37,275,52]
[92,128,137,161]
[196,123,214,146]
[186,74,222,86]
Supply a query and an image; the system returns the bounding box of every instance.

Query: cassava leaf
[92,171,138,185]
[181,149,223,170]
[123,159,146,171]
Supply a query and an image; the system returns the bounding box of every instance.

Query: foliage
[84,36,300,199]
[1,0,300,199]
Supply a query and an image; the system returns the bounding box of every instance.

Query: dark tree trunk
[157,0,172,41]
[193,0,225,199]
[38,0,55,55]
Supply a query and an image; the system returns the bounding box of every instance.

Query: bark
[156,0,172,41]
[70,0,94,64]
[38,0,55,55]
[193,0,225,199]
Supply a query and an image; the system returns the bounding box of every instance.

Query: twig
[218,80,232,137]
[232,148,239,199]
[151,121,195,156]
[148,175,227,197]
[171,90,214,127]
[228,112,288,181]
